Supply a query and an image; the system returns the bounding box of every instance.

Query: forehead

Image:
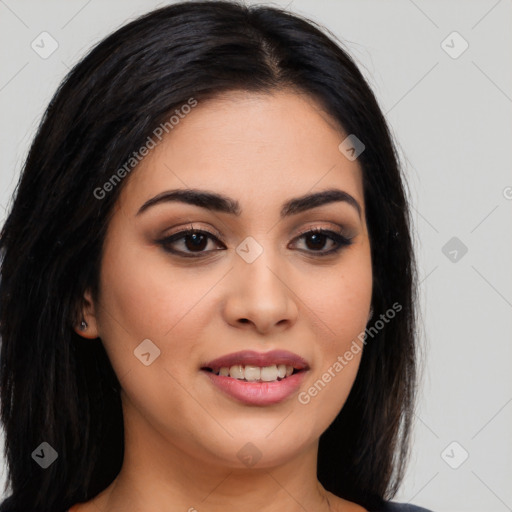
[120,89,364,216]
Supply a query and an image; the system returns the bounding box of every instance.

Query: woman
[0,2,431,511]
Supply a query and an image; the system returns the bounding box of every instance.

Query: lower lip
[202,370,308,406]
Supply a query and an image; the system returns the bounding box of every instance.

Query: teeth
[229,365,244,379]
[214,364,296,382]
[244,365,261,381]
[260,365,278,382]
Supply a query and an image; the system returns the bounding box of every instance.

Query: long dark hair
[0,2,418,511]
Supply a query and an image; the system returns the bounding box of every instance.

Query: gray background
[0,1,511,511]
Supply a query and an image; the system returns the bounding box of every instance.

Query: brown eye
[291,228,353,256]
[158,229,225,257]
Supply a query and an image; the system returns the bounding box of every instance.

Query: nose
[222,252,299,335]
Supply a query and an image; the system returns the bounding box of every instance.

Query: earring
[79,320,88,331]
[367,307,374,322]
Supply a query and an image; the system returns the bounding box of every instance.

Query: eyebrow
[136,187,362,219]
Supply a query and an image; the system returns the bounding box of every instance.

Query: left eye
[158,228,353,258]
[292,228,352,254]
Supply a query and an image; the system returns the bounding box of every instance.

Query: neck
[91,396,334,512]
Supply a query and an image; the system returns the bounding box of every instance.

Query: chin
[204,431,313,469]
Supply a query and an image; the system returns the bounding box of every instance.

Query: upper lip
[202,350,310,372]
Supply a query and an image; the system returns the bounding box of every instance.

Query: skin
[74,89,372,512]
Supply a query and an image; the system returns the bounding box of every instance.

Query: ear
[73,289,100,339]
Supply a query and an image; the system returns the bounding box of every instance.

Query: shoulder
[324,491,433,512]
[374,501,434,512]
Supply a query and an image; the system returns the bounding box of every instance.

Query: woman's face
[83,89,372,469]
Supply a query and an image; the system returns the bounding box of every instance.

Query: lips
[200,350,311,405]
[201,349,310,373]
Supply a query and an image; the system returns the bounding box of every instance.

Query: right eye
[157,228,226,258]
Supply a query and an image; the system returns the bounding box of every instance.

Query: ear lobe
[73,289,100,339]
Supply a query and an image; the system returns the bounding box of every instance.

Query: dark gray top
[374,502,433,512]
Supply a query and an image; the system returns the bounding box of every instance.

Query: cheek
[94,243,222,432]
[296,291,367,431]
[303,253,372,345]
[297,254,371,411]
[100,215,218,329]
[94,237,217,373]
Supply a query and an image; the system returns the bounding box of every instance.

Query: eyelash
[157,226,354,258]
